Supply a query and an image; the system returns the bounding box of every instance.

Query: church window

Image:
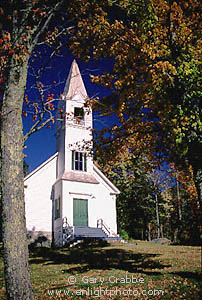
[72,151,87,171]
[55,197,61,220]
[74,107,84,120]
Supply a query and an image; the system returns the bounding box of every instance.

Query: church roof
[60,171,99,184]
[93,165,120,195]
[24,151,120,194]
[24,152,58,181]
[63,59,88,100]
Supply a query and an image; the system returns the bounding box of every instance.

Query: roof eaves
[24,152,58,181]
[93,164,120,195]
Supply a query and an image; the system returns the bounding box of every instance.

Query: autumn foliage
[69,0,202,209]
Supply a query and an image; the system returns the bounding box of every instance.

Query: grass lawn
[0,240,201,299]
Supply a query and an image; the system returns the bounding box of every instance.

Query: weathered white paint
[61,178,117,233]
[24,60,120,246]
[24,153,57,233]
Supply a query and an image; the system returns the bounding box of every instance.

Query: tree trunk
[1,60,34,299]
[155,194,160,239]
[176,176,182,221]
[161,224,163,238]
[192,167,202,212]
[173,228,178,244]
[188,141,202,213]
[148,223,151,241]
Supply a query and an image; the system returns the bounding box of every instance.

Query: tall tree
[167,164,201,244]
[69,0,202,210]
[0,1,76,298]
[95,131,164,240]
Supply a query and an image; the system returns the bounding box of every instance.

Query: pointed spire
[63,60,88,99]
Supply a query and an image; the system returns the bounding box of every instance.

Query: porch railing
[97,218,112,237]
[63,217,74,243]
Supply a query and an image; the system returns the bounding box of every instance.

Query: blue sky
[23,50,115,172]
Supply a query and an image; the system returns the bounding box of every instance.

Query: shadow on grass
[29,240,170,276]
[170,271,202,282]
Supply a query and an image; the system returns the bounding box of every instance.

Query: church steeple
[56,60,93,178]
[63,59,88,100]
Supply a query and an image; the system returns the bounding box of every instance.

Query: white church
[24,60,120,247]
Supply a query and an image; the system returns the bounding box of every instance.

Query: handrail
[63,217,71,228]
[97,218,111,236]
[63,217,74,237]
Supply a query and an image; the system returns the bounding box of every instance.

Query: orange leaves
[33,6,46,17]
[8,49,14,55]
[33,102,39,115]
[154,61,177,75]
[73,42,80,47]
[0,28,30,70]
[171,2,183,22]
[152,0,170,16]
[49,103,54,110]
[45,27,59,46]
[39,11,46,17]
[1,32,11,51]
[0,2,52,79]
[24,94,29,104]
[45,94,55,111]
[33,8,40,15]
[21,35,27,41]
[114,79,124,90]
[149,61,177,92]
[170,164,198,202]
[32,115,37,122]
[22,111,27,117]
[46,93,54,103]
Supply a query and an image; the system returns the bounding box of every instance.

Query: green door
[73,199,88,226]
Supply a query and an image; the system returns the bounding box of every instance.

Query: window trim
[72,151,87,172]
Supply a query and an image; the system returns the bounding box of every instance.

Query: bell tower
[56,60,93,178]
